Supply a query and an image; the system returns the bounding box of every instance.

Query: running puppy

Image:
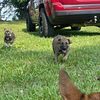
[52,35,71,63]
[59,69,100,100]
[4,28,15,47]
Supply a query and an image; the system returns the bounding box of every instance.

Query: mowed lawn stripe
[0,21,100,100]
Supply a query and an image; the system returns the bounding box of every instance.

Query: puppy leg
[54,53,59,63]
[5,43,9,47]
[63,48,70,61]
[63,52,69,61]
[10,41,14,47]
[9,43,12,47]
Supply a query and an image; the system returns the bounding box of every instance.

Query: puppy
[52,35,71,63]
[59,69,100,100]
[4,28,15,47]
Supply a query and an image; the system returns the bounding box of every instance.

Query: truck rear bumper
[49,9,100,25]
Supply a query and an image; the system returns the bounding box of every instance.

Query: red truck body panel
[59,0,100,4]
[45,0,100,17]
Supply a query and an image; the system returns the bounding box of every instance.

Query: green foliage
[9,0,29,19]
[0,0,29,20]
[0,21,100,99]
[13,0,28,3]
[10,0,29,7]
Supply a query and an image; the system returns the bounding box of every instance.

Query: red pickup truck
[26,0,100,37]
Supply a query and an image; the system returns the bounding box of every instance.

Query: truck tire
[26,11,36,32]
[39,8,54,37]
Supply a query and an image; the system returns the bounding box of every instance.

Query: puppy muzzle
[60,45,69,54]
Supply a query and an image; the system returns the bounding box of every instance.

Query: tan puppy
[59,69,100,100]
[52,35,71,63]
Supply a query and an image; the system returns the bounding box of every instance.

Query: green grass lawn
[0,21,100,100]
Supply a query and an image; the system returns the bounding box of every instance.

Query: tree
[10,0,29,19]
[0,0,29,20]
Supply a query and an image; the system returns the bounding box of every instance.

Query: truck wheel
[39,8,54,37]
[26,11,36,32]
[71,26,81,30]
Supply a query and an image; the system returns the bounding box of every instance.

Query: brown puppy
[4,28,15,47]
[59,69,100,100]
[52,35,71,63]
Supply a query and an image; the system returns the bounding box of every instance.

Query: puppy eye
[58,38,61,41]
[65,42,68,44]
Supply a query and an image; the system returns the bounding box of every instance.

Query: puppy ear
[59,69,82,100]
[9,28,12,31]
[4,28,7,35]
[9,28,13,33]
[67,39,72,44]
[4,28,7,32]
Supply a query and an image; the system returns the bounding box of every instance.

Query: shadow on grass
[56,28,100,36]
[22,28,40,36]
[22,27,100,37]
[0,46,53,65]
[0,43,99,70]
